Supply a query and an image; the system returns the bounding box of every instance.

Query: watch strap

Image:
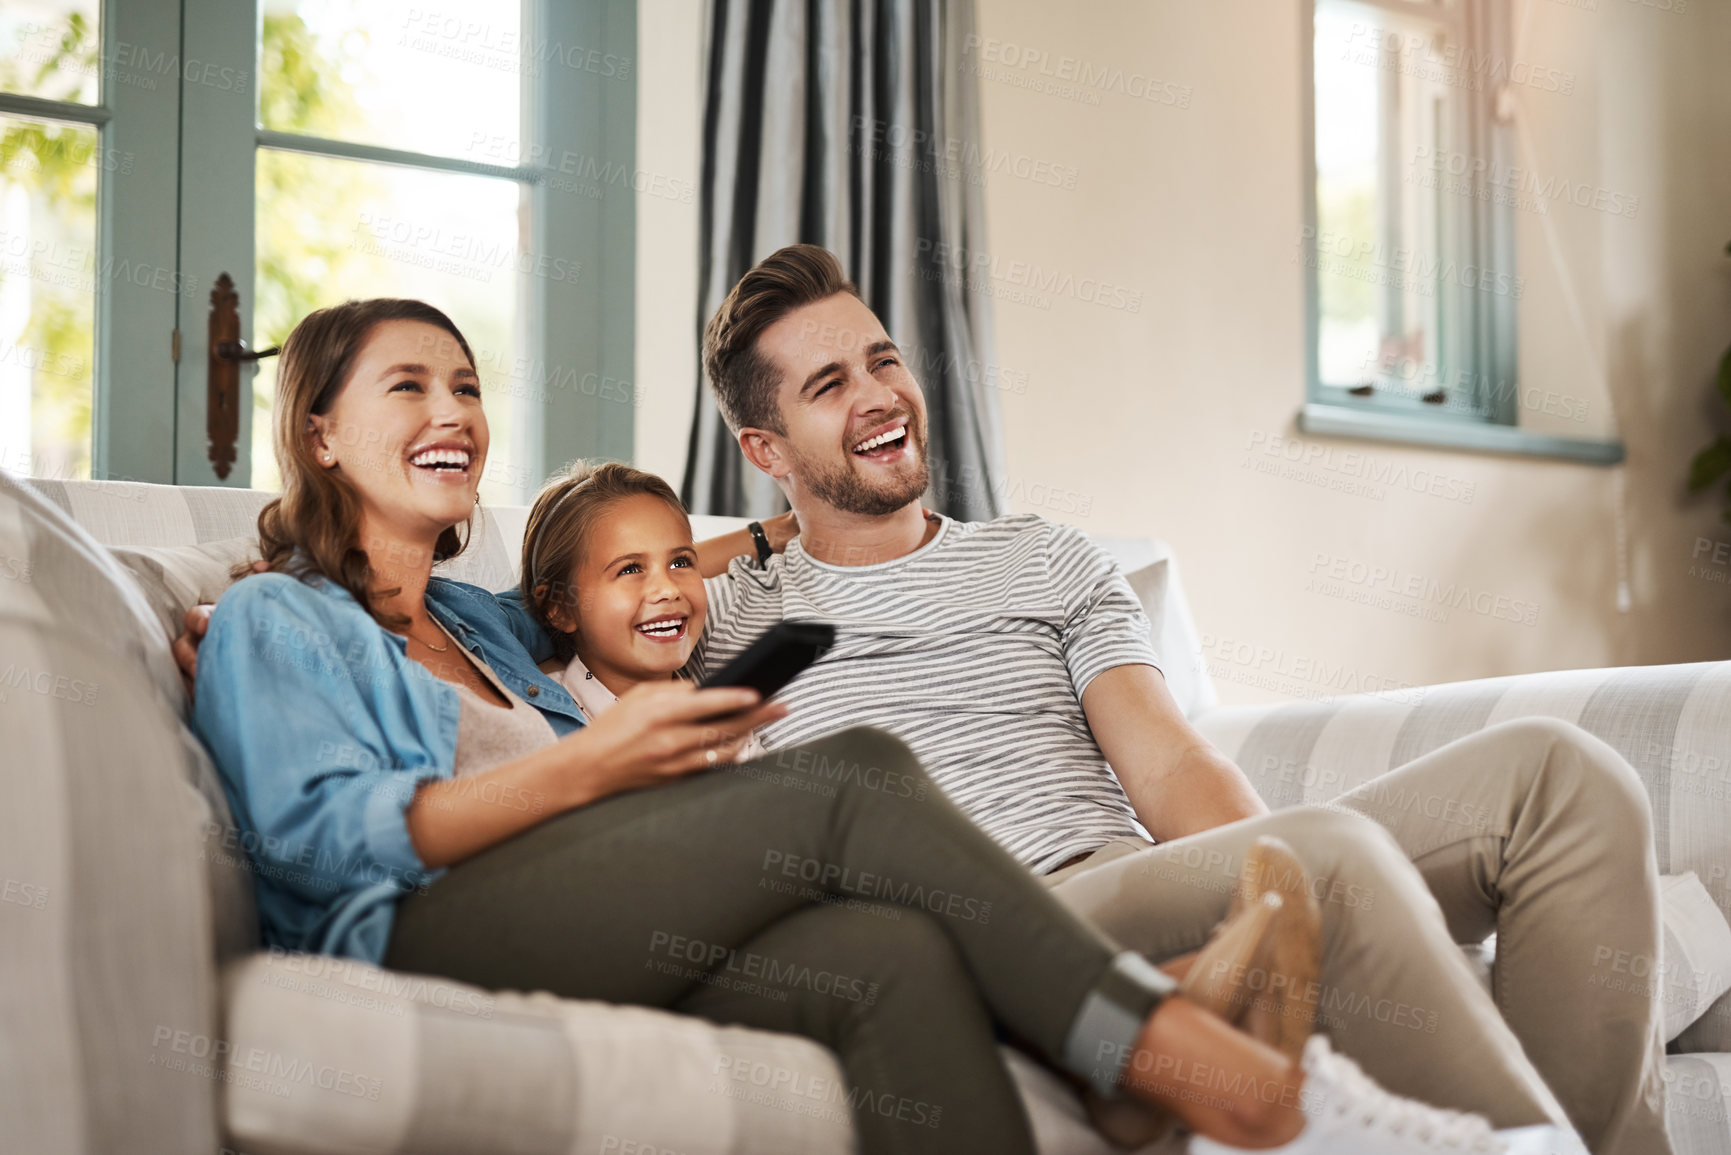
[748,520,773,567]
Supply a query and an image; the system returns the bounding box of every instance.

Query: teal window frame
[1299,0,1623,466]
[0,1,184,484]
[1,0,636,490]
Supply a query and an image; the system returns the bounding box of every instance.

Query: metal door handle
[206,272,277,480]
[215,339,281,361]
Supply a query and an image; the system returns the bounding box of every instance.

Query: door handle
[206,272,278,480]
[215,340,281,361]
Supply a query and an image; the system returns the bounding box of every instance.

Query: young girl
[517,460,761,761]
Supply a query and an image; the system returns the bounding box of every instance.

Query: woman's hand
[407,682,788,868]
[555,681,789,805]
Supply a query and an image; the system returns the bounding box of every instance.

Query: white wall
[637,0,1731,706]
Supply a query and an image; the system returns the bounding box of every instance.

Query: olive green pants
[385,727,1153,1155]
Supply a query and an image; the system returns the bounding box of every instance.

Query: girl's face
[551,493,708,687]
[309,320,486,552]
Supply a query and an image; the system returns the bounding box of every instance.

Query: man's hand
[173,604,214,700]
[693,510,801,579]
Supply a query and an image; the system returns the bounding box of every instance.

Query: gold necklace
[406,620,451,653]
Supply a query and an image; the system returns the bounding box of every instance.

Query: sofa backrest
[30,479,1218,717]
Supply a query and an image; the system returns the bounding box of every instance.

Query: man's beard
[790,420,931,517]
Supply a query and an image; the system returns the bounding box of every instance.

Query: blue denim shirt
[193,572,569,964]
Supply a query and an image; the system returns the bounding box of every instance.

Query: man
[685,244,1669,1155]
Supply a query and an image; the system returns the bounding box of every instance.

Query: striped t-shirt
[692,513,1163,873]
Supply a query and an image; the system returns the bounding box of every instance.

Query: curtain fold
[682,0,1008,521]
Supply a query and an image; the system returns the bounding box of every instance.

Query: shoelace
[1306,1036,1503,1151]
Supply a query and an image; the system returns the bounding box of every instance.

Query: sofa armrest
[1193,660,1731,870]
[1192,660,1731,1053]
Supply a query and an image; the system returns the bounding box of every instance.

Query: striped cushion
[1193,661,1731,1054]
[0,471,220,1154]
[1663,1054,1731,1154]
[1660,873,1731,1043]
[222,951,853,1155]
[222,950,1180,1155]
[31,479,521,595]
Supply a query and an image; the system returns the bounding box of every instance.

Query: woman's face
[553,494,708,685]
[310,320,487,552]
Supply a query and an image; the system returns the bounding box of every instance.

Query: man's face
[748,293,930,517]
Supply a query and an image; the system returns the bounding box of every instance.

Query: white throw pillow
[111,537,261,642]
[1659,872,1731,1042]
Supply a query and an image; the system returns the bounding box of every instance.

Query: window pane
[1313,2,1456,404]
[0,2,99,105]
[253,149,531,504]
[261,1,522,164]
[0,114,97,481]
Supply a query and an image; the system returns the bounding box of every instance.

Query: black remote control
[700,620,836,700]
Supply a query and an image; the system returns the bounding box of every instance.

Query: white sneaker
[1494,1126,1590,1155]
[1188,1035,1584,1154]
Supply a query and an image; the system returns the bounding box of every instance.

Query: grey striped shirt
[693,514,1163,873]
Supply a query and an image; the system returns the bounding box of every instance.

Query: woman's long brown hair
[244,298,476,629]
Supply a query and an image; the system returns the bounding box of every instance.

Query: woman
[192,298,1564,1155]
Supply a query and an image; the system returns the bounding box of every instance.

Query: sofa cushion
[1660,872,1731,1043]
[221,950,857,1155]
[1663,1053,1731,1155]
[0,470,221,1154]
[40,478,520,595]
[221,950,1185,1155]
[113,537,263,641]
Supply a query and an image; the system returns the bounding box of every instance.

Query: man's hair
[702,244,860,434]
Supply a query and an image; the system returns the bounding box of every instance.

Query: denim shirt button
[526,684,541,698]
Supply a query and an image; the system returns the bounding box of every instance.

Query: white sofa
[4,472,1730,1154]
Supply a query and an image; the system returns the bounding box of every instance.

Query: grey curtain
[682,0,1008,521]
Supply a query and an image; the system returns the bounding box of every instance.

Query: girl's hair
[247,298,476,629]
[521,460,692,660]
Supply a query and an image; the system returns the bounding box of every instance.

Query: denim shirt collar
[424,577,584,736]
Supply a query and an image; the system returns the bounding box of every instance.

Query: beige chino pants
[1046,717,1670,1155]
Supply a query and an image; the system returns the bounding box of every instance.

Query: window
[1,3,105,482]
[248,2,535,501]
[1299,0,1619,463]
[1,0,636,493]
